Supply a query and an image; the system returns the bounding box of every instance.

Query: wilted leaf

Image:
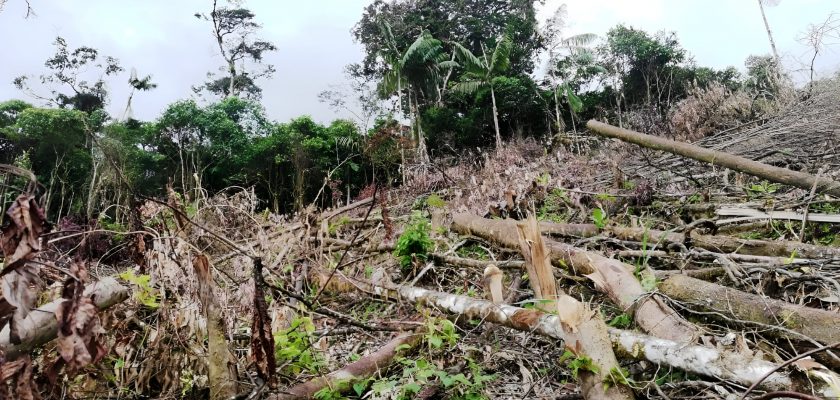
[3,264,43,344]
[55,263,107,370]
[792,357,825,371]
[1,195,48,272]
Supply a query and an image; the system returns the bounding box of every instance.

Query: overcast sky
[1,0,838,125]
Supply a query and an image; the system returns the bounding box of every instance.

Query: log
[342,276,833,395]
[270,332,421,400]
[452,214,697,343]
[0,277,129,359]
[539,221,840,261]
[586,120,840,197]
[717,207,840,224]
[659,274,840,344]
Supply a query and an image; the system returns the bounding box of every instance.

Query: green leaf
[353,381,367,396]
[565,86,583,113]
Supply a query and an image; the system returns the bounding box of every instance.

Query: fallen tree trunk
[452,214,697,343]
[659,274,840,344]
[270,331,421,400]
[540,221,840,261]
[586,120,840,197]
[334,274,835,395]
[0,277,129,359]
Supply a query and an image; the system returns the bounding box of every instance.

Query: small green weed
[118,270,160,309]
[274,316,324,374]
[393,212,433,272]
[591,208,608,229]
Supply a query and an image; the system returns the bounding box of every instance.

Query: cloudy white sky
[1,0,838,125]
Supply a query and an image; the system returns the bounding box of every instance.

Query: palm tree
[452,35,512,149]
[123,68,157,121]
[379,28,454,162]
[541,4,598,134]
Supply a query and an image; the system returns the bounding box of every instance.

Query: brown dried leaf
[55,264,107,370]
[14,356,39,400]
[250,259,276,387]
[2,265,43,344]
[1,195,47,272]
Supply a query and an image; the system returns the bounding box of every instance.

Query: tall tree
[452,35,512,149]
[13,36,123,113]
[123,68,158,121]
[194,0,277,100]
[379,30,454,162]
[541,4,598,134]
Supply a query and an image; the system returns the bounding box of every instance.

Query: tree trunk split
[585,120,840,197]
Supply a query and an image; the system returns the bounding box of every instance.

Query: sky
[1,0,838,125]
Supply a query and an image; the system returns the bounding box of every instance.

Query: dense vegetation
[1,0,783,223]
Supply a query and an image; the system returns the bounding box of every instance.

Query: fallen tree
[329,273,838,396]
[452,213,697,343]
[586,120,840,197]
[0,277,129,359]
[659,274,840,344]
[540,221,840,261]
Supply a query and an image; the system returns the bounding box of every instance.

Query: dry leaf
[0,195,48,272]
[55,263,107,370]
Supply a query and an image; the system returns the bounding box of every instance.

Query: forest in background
[0,0,794,222]
[3,1,840,400]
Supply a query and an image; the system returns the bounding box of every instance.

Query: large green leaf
[451,80,485,95]
[564,85,583,113]
[453,42,486,75]
[489,35,512,75]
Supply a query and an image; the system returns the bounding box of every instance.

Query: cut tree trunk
[270,332,421,400]
[326,274,835,395]
[452,214,697,343]
[659,274,840,344]
[0,277,128,359]
[586,120,840,197]
[193,254,238,399]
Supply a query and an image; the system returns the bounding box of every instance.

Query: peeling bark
[659,274,840,344]
[452,214,697,343]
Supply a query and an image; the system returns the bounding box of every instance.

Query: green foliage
[559,350,599,379]
[425,193,446,208]
[746,181,780,197]
[424,317,459,350]
[607,313,632,329]
[394,212,433,272]
[604,366,634,391]
[118,270,160,309]
[538,188,570,223]
[456,243,489,260]
[591,207,608,229]
[274,316,324,374]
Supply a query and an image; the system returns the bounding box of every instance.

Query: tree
[194,0,277,100]
[352,0,542,79]
[123,68,158,121]
[379,30,454,162]
[541,4,599,134]
[13,36,123,113]
[452,34,512,149]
